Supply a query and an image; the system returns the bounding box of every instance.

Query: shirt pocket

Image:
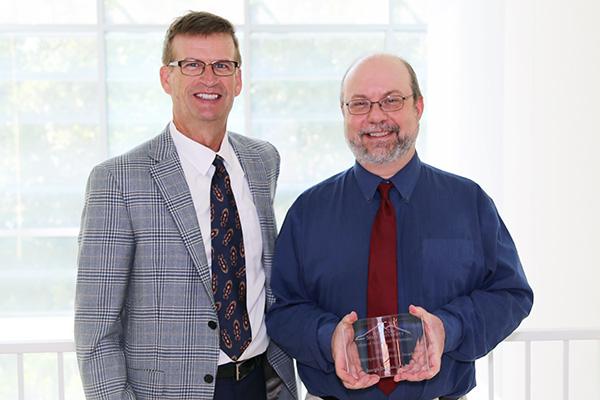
[422,238,476,299]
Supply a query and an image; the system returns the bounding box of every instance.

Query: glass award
[342,314,429,377]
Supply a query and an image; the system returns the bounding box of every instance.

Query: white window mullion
[17,353,24,400]
[57,352,65,400]
[385,0,394,51]
[97,0,109,158]
[243,0,252,138]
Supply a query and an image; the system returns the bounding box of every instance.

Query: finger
[343,372,380,389]
[336,363,360,385]
[341,310,358,325]
[409,305,433,342]
[346,356,363,380]
[333,311,360,378]
[357,373,380,387]
[408,304,426,319]
[396,360,424,377]
[427,351,441,373]
[336,363,358,380]
[395,364,438,382]
[334,350,360,380]
[393,370,414,381]
[338,356,379,389]
[396,372,429,382]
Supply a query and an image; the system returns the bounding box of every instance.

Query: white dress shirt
[170,122,269,364]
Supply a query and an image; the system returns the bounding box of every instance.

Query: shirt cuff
[317,320,338,365]
[434,309,463,353]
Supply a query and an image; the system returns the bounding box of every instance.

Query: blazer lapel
[229,135,278,307]
[229,135,272,239]
[148,129,214,301]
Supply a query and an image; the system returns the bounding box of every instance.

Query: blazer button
[204,374,214,383]
[208,320,217,330]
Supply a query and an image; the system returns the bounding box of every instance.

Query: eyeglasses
[344,94,413,115]
[167,59,239,76]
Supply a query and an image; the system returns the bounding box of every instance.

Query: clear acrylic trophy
[342,314,430,377]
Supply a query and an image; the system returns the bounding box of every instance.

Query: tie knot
[213,155,225,168]
[213,155,227,176]
[377,182,393,200]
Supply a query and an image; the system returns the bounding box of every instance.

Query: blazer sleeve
[74,164,137,399]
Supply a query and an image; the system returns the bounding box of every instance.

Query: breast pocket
[422,238,476,299]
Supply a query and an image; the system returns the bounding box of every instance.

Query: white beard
[346,129,416,165]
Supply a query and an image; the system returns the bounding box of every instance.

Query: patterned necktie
[210,155,252,361]
[367,182,399,395]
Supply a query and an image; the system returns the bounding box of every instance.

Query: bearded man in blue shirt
[265,53,533,400]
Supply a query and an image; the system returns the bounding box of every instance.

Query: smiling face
[341,55,423,176]
[160,33,241,148]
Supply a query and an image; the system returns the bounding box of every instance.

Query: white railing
[489,329,600,400]
[1,329,600,400]
[0,339,75,400]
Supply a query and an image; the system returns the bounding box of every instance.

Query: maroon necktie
[367,182,398,395]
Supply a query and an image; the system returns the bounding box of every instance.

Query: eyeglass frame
[167,58,240,77]
[343,94,414,115]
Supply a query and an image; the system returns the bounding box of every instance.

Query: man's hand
[332,311,380,389]
[393,305,445,382]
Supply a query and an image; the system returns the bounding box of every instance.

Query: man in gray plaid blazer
[75,11,297,400]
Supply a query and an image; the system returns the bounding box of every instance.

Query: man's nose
[198,66,219,85]
[367,102,387,123]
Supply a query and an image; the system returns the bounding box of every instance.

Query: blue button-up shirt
[266,154,533,400]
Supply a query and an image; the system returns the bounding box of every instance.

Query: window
[0,1,426,397]
[0,0,425,326]
[0,0,426,321]
[6,2,599,399]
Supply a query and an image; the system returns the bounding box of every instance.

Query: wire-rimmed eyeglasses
[167,59,239,77]
[344,94,413,115]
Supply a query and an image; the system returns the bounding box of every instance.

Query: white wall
[425,0,505,199]
[425,0,600,331]
[502,0,600,330]
[424,2,600,397]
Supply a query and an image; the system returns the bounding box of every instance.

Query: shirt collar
[352,152,422,202]
[169,121,241,176]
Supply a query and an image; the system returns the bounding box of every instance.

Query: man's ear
[159,66,172,95]
[234,67,242,97]
[415,96,424,119]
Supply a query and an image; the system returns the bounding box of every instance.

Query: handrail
[507,328,600,341]
[0,339,75,353]
[2,329,600,400]
[0,339,75,400]
[4,329,599,352]
[491,328,600,400]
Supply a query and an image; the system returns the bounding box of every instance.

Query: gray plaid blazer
[75,126,297,400]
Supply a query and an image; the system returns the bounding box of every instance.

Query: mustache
[359,123,400,136]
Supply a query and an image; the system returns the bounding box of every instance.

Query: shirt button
[208,320,217,330]
[204,374,214,383]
